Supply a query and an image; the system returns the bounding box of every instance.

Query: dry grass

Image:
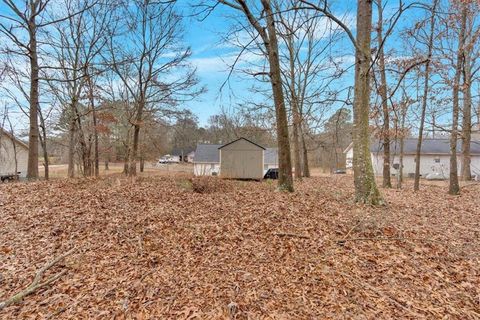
[0,174,479,319]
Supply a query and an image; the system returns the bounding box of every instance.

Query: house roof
[0,128,29,150]
[193,144,222,163]
[264,147,278,164]
[218,137,266,150]
[344,138,480,155]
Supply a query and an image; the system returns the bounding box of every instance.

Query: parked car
[334,169,347,174]
[157,154,180,164]
[264,168,279,179]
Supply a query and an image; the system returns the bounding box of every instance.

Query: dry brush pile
[0,175,479,319]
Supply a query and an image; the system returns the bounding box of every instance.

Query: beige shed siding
[220,139,264,179]
[0,132,28,177]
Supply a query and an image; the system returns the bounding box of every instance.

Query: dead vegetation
[189,176,230,194]
[0,175,479,318]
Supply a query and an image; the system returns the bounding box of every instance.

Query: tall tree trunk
[87,74,100,178]
[93,109,99,177]
[262,0,294,191]
[397,104,407,189]
[376,0,391,188]
[449,4,467,195]
[287,35,303,180]
[301,126,310,178]
[27,23,39,180]
[68,115,76,178]
[38,109,49,180]
[74,107,89,177]
[352,0,382,205]
[461,47,472,181]
[414,0,438,191]
[128,101,144,177]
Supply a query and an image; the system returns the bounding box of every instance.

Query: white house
[344,138,480,179]
[193,144,222,176]
[193,138,278,177]
[0,128,29,178]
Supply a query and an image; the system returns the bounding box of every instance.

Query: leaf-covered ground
[0,175,479,319]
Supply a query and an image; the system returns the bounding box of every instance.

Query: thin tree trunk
[67,115,75,178]
[414,0,438,191]
[397,105,407,189]
[93,109,99,177]
[74,107,89,177]
[352,0,382,205]
[262,0,294,191]
[376,0,391,188]
[461,47,472,181]
[128,101,144,177]
[301,126,310,178]
[449,4,467,195]
[287,34,302,180]
[87,74,100,178]
[27,22,39,180]
[38,109,48,180]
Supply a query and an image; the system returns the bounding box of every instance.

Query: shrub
[190,177,225,194]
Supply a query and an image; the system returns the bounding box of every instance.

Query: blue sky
[178,3,264,125]
[1,0,452,132]
[175,0,462,134]
[178,1,358,126]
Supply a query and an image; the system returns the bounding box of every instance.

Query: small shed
[0,128,29,178]
[219,138,264,179]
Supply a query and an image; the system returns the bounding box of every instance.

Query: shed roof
[264,148,278,164]
[0,128,29,150]
[218,137,266,150]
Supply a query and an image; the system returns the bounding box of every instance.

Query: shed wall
[220,139,263,179]
[0,135,28,177]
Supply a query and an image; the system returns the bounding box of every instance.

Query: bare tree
[0,0,96,179]
[411,0,439,191]
[106,0,201,177]
[460,2,480,181]
[298,0,386,203]
[449,2,469,195]
[375,0,392,188]
[275,1,348,179]
[46,0,113,178]
[204,0,294,191]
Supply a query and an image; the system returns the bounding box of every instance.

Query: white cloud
[191,50,264,74]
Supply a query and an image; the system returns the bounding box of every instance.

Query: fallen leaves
[0,174,479,318]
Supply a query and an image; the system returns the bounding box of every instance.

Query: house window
[434,157,440,163]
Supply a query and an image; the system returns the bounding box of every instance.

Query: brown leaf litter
[0,175,479,319]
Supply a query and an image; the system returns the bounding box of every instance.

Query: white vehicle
[157,155,180,164]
